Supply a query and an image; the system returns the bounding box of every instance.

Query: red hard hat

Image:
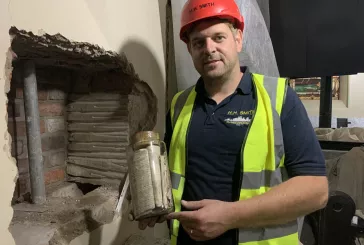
[180,0,245,43]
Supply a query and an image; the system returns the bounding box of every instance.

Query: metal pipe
[23,61,46,204]
[319,76,333,128]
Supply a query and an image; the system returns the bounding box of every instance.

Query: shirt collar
[195,66,253,96]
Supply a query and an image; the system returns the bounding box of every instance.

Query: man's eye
[193,41,204,48]
[215,36,224,41]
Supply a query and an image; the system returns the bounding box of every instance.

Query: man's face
[187,19,243,80]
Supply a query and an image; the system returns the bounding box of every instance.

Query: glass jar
[129,131,174,221]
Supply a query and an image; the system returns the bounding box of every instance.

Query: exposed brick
[39,102,64,116]
[41,134,66,151]
[17,158,29,175]
[7,101,23,119]
[15,87,48,100]
[16,173,31,196]
[44,151,65,169]
[44,168,65,185]
[11,138,28,159]
[45,118,65,133]
[48,88,66,100]
[8,120,46,137]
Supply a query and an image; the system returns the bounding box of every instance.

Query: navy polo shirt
[164,67,326,245]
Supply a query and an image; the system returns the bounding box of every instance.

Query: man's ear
[235,29,243,53]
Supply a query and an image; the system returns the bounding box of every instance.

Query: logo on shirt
[224,110,254,126]
[224,116,251,126]
[227,110,254,116]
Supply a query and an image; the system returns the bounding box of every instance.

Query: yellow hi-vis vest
[168,73,299,245]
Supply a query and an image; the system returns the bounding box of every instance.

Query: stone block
[44,168,65,185]
[66,164,124,179]
[67,176,121,186]
[45,118,65,133]
[41,134,66,151]
[43,151,65,169]
[68,132,128,142]
[47,182,83,198]
[67,112,127,122]
[68,93,125,101]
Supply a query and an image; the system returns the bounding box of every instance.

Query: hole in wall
[6,26,158,245]
[74,182,100,195]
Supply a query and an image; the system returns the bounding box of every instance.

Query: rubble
[10,185,119,245]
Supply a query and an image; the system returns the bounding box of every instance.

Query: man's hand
[166,199,234,241]
[138,215,166,230]
[126,189,167,230]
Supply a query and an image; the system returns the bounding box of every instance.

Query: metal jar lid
[132,131,160,146]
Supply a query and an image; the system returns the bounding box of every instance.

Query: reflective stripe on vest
[168,73,298,245]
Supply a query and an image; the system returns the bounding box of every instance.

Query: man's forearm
[227,176,328,229]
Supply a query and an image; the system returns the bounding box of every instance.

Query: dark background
[269,0,364,78]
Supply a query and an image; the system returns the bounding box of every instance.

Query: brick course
[8,120,46,137]
[8,67,70,200]
[44,168,65,185]
[39,102,64,116]
[41,134,66,151]
[15,87,48,100]
[43,150,65,169]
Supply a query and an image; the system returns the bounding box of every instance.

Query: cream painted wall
[1,3,22,245]
[348,73,364,110]
[1,0,167,244]
[84,0,166,134]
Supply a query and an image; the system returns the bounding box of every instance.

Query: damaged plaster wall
[0,4,18,245]
[1,0,167,244]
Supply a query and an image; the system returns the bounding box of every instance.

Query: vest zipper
[237,80,258,199]
[234,80,258,243]
[184,101,196,191]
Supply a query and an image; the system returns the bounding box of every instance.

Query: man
[138,0,328,244]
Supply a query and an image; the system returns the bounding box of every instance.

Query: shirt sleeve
[280,86,327,177]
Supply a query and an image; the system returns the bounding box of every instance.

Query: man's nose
[204,38,216,54]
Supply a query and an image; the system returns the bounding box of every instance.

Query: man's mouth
[204,60,220,65]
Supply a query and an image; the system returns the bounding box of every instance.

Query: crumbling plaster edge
[4,46,19,178]
[2,43,18,245]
